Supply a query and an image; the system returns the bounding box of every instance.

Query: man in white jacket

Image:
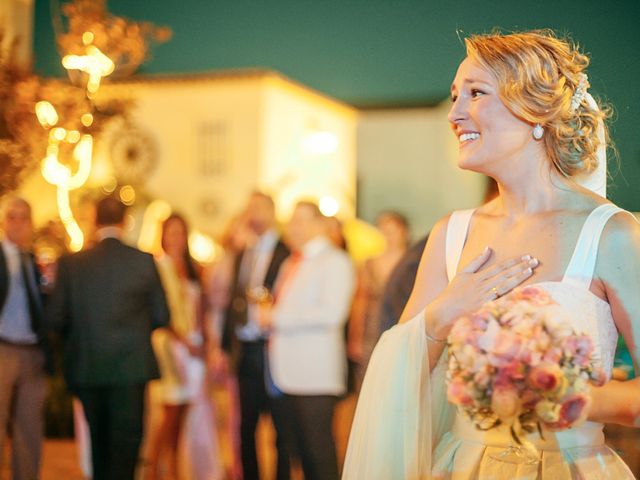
[260,201,355,480]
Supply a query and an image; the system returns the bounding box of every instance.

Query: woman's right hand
[425,247,539,340]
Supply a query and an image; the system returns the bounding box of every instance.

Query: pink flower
[563,335,594,367]
[555,393,591,428]
[520,346,542,367]
[513,286,552,306]
[486,332,524,368]
[491,385,520,419]
[528,363,564,392]
[448,317,475,345]
[447,376,474,407]
[493,331,523,358]
[542,347,563,364]
[561,393,590,422]
[521,390,541,410]
[474,369,491,389]
[497,360,526,381]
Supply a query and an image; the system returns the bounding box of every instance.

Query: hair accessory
[573,92,606,198]
[532,124,544,140]
[570,73,589,113]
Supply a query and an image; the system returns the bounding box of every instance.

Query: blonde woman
[343,30,639,478]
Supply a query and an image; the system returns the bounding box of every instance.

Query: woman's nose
[447,96,467,125]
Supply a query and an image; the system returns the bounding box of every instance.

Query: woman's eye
[471,89,486,98]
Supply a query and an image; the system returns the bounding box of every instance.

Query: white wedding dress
[342,204,635,479]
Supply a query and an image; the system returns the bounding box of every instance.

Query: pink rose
[492,331,523,358]
[487,333,524,369]
[521,389,541,410]
[528,363,564,392]
[491,385,520,419]
[447,376,474,407]
[497,360,526,381]
[550,393,591,429]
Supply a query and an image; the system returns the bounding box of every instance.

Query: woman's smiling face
[448,57,535,174]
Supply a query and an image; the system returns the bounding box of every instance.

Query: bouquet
[446,286,607,447]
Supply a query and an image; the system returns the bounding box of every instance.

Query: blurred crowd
[0,191,415,480]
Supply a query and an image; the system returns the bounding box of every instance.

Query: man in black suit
[222,191,292,480]
[46,197,170,480]
[0,196,47,480]
[378,235,428,333]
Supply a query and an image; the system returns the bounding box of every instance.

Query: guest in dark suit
[0,196,48,480]
[46,196,170,480]
[377,235,428,333]
[222,191,292,480]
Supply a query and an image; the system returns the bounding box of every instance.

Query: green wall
[33,0,639,209]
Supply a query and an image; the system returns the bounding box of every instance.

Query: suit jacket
[0,246,46,339]
[45,237,170,392]
[269,236,355,396]
[222,240,290,369]
[222,238,289,356]
[378,235,428,333]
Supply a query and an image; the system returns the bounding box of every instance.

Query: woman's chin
[457,156,486,173]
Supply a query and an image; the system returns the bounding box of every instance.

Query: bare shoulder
[598,206,640,277]
[601,207,640,249]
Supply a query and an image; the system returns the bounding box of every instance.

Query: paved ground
[2,395,639,479]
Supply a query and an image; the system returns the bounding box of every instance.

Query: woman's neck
[488,160,576,219]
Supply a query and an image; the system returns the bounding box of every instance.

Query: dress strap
[445,209,475,283]
[562,204,635,288]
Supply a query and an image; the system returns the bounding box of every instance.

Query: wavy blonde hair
[465,29,608,177]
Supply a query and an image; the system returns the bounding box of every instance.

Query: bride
[342,30,639,479]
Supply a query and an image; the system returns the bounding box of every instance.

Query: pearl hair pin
[570,73,589,113]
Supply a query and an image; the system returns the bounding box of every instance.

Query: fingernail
[524,267,532,275]
[484,246,490,254]
[529,258,539,267]
[521,254,531,261]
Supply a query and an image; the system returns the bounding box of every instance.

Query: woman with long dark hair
[147,213,221,480]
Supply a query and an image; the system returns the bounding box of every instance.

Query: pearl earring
[532,124,544,140]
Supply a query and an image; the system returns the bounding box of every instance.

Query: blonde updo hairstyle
[464,29,608,178]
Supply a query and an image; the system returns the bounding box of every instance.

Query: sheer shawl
[341,311,455,479]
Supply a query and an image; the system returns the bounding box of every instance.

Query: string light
[319,196,340,216]
[81,113,94,127]
[62,43,115,95]
[35,101,59,127]
[36,31,115,251]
